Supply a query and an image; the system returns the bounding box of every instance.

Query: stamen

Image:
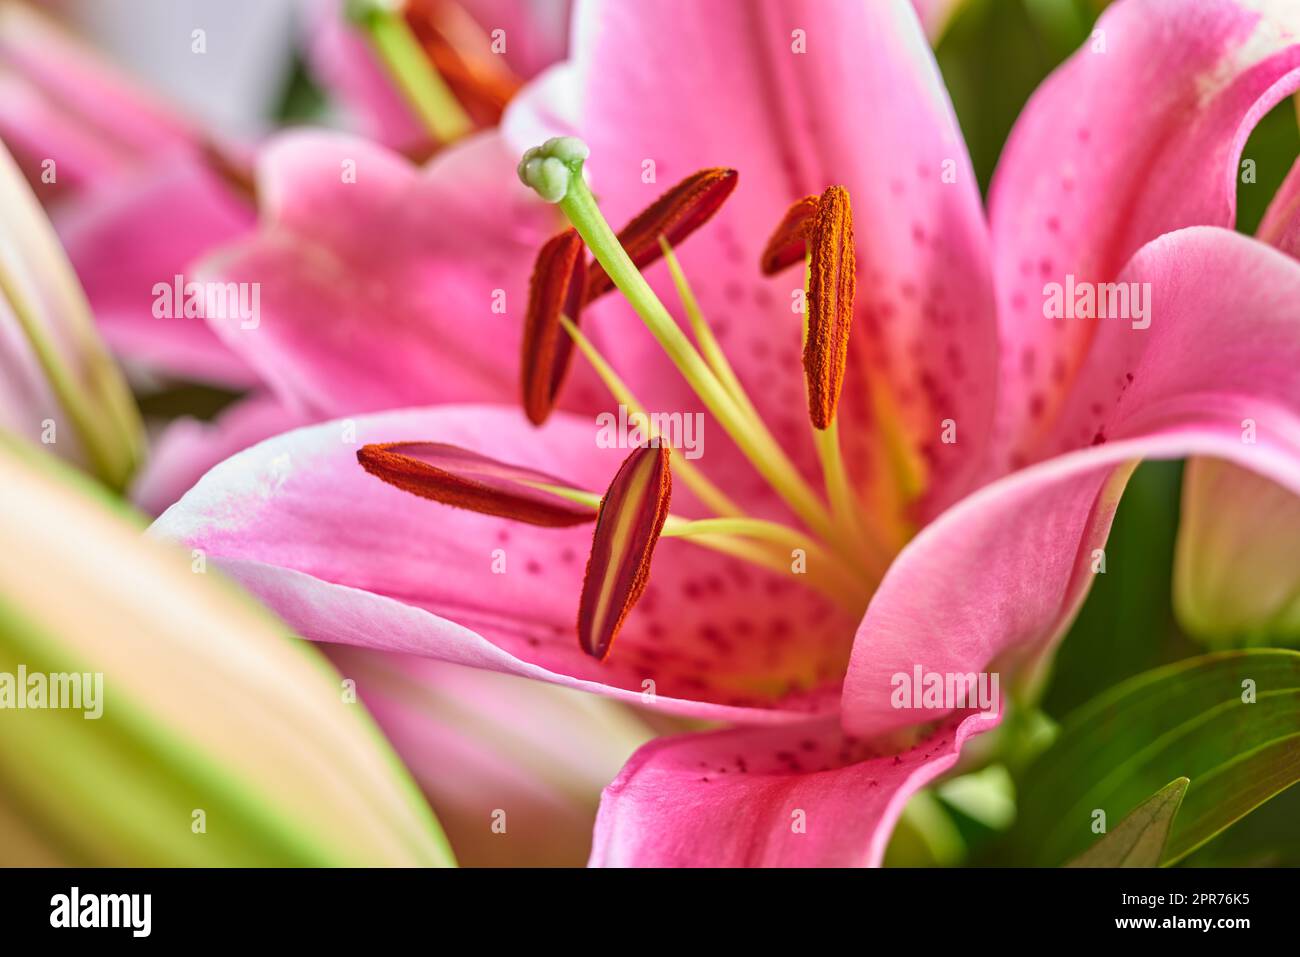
[358,441,864,616]
[760,187,880,573]
[803,185,856,430]
[577,444,672,660]
[357,442,595,526]
[583,168,738,303]
[404,0,522,127]
[759,195,820,276]
[348,0,473,143]
[521,229,586,425]
[518,137,836,542]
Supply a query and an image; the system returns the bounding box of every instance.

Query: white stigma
[517,136,591,203]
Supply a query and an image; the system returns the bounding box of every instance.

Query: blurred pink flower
[153,0,1300,865]
[0,2,256,386]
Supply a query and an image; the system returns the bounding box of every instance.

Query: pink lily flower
[153,0,1300,866]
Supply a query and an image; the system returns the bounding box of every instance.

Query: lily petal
[844,227,1300,733]
[590,710,999,867]
[988,0,1300,466]
[197,129,601,416]
[0,140,143,490]
[150,405,856,722]
[131,394,314,517]
[1257,149,1300,257]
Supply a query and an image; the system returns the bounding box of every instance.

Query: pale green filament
[350,0,473,144]
[524,482,862,612]
[558,314,743,518]
[659,238,762,423]
[665,517,868,607]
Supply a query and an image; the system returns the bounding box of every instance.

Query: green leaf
[997,650,1300,866]
[1067,777,1188,867]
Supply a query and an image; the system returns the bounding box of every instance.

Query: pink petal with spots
[988,0,1300,467]
[328,646,652,867]
[590,710,999,867]
[844,227,1300,734]
[195,129,604,416]
[57,158,257,387]
[149,405,856,722]
[131,394,314,517]
[506,0,997,516]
